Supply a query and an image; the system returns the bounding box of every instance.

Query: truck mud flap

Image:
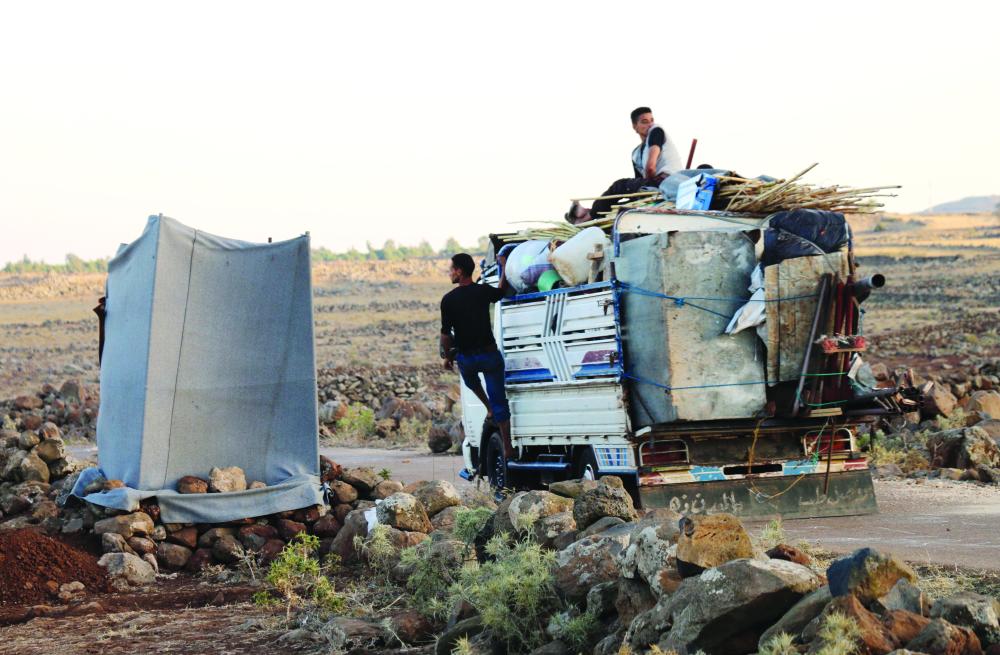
[637,469,877,519]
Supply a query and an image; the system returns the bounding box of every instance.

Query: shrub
[336,404,376,438]
[548,610,600,653]
[453,507,493,546]
[759,518,787,549]
[448,535,559,653]
[813,611,861,655]
[399,539,467,619]
[257,533,345,620]
[760,632,797,655]
[353,524,397,579]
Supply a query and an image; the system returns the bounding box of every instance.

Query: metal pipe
[853,274,885,303]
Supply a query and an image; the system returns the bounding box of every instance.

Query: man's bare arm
[644,144,661,178]
[440,332,455,370]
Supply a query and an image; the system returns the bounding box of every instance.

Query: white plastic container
[549,227,609,286]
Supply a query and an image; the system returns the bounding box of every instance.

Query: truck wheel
[574,447,599,481]
[486,432,508,494]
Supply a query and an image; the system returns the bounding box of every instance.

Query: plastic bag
[505,240,552,293]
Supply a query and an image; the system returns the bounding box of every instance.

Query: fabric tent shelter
[73,215,324,522]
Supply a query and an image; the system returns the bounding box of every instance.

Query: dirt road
[69,444,1000,571]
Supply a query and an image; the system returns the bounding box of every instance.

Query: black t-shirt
[441,283,504,354]
[633,126,667,177]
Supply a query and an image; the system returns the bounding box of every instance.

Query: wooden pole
[685,138,698,169]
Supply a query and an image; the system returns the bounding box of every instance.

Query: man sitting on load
[568,106,683,223]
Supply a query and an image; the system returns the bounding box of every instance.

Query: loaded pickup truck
[456,208,895,519]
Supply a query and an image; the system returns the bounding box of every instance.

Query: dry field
[1,211,998,400]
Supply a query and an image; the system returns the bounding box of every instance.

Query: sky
[1,1,998,265]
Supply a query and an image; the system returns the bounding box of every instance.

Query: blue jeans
[457,349,510,423]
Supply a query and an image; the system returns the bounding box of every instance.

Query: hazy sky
[1,1,997,265]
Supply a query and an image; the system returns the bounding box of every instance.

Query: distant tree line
[2,254,109,274]
[311,236,489,262]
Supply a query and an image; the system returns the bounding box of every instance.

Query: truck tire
[573,447,599,481]
[486,432,508,493]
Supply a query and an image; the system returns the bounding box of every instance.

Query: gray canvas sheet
[72,215,323,522]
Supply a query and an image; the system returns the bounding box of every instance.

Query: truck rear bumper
[637,469,877,519]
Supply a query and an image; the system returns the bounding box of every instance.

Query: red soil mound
[0,529,108,606]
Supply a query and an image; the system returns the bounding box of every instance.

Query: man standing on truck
[567,106,683,223]
[440,253,515,458]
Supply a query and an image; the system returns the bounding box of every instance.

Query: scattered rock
[906,618,983,655]
[405,479,461,516]
[675,513,753,577]
[374,479,404,499]
[341,467,381,493]
[827,547,917,605]
[572,476,638,530]
[248,480,267,490]
[883,609,932,645]
[930,592,1000,647]
[759,585,833,651]
[533,512,577,549]
[208,466,247,493]
[93,512,154,539]
[197,527,235,548]
[554,523,635,604]
[34,438,66,463]
[97,552,156,590]
[874,578,930,616]
[211,535,243,564]
[630,558,823,655]
[18,450,50,483]
[376,493,433,533]
[618,513,682,596]
[177,476,209,494]
[126,536,157,556]
[967,391,1000,419]
[427,424,452,453]
[186,547,216,572]
[157,542,193,569]
[504,490,575,535]
[922,382,958,419]
[768,543,813,566]
[275,518,307,541]
[101,532,136,555]
[18,431,40,450]
[814,593,899,655]
[330,480,359,504]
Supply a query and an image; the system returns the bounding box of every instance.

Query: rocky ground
[2,214,1000,653]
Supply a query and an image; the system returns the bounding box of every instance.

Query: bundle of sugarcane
[716,164,899,214]
[497,215,617,243]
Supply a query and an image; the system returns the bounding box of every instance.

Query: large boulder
[405,480,461,517]
[18,450,50,483]
[553,523,635,604]
[98,552,157,590]
[532,512,577,549]
[759,586,833,650]
[675,513,753,577]
[883,609,932,645]
[927,427,1000,469]
[377,493,433,533]
[94,512,155,539]
[504,490,575,535]
[906,618,983,655]
[1,448,27,480]
[967,391,1000,419]
[548,479,599,499]
[811,593,899,655]
[873,578,931,616]
[331,509,371,561]
[930,592,1000,647]
[627,558,823,655]
[330,480,359,504]
[827,548,917,605]
[922,382,958,419]
[572,476,637,530]
[208,466,247,493]
[374,480,404,500]
[617,511,682,596]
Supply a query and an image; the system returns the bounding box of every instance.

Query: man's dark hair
[451,253,475,277]
[630,106,652,124]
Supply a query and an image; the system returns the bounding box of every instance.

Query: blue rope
[616,281,818,305]
[623,371,770,392]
